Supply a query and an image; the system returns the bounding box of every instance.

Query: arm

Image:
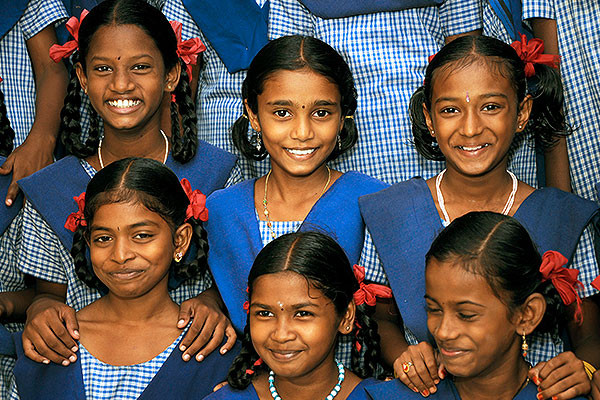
[0,288,35,321]
[0,25,68,206]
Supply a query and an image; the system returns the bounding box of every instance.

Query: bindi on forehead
[117,56,121,60]
[277,301,285,311]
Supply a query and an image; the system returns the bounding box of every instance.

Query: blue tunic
[206,377,379,399]
[12,333,240,400]
[205,171,388,331]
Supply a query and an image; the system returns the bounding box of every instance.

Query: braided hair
[70,157,209,291]
[0,88,15,157]
[227,232,384,389]
[59,0,198,163]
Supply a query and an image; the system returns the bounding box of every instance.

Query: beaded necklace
[268,359,345,400]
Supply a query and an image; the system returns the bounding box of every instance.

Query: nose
[461,108,483,138]
[111,237,135,264]
[110,67,135,93]
[432,313,459,342]
[270,316,296,343]
[290,114,315,142]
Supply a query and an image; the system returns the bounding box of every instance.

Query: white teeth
[108,99,140,108]
[286,148,316,155]
[459,144,488,151]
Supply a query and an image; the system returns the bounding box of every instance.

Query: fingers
[184,314,226,362]
[0,156,14,175]
[213,381,228,392]
[220,323,238,355]
[534,353,591,400]
[5,181,21,207]
[177,301,193,329]
[393,342,440,397]
[591,371,600,400]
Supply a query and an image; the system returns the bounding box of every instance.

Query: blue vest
[205,172,388,331]
[12,333,240,400]
[18,142,236,289]
[298,0,442,19]
[0,156,24,236]
[488,0,532,40]
[0,0,29,41]
[359,178,600,341]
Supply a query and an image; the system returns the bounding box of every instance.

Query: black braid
[227,321,266,389]
[171,217,209,282]
[170,60,198,164]
[351,304,387,379]
[0,88,15,157]
[71,225,107,292]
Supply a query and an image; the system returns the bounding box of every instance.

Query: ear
[516,94,533,133]
[422,102,435,138]
[165,62,181,94]
[75,62,88,94]
[513,292,546,336]
[173,222,193,260]
[337,300,357,335]
[244,99,261,132]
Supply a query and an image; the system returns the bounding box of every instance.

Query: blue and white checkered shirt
[0,0,67,149]
[17,159,213,311]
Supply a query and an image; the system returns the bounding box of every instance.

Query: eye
[294,310,314,318]
[440,106,459,114]
[458,312,477,321]
[255,310,274,318]
[133,232,154,240]
[312,109,330,118]
[274,109,291,118]
[132,64,151,71]
[92,235,112,244]
[425,305,441,314]
[482,103,501,112]
[93,65,112,73]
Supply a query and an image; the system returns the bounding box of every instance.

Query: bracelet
[583,361,596,380]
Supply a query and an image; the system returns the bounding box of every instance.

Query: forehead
[87,24,162,62]
[259,68,341,104]
[91,201,168,229]
[252,271,329,305]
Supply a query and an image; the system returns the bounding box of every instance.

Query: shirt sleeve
[570,223,599,299]
[224,162,245,188]
[439,0,483,38]
[522,0,556,21]
[162,0,202,40]
[19,0,68,41]
[17,200,71,285]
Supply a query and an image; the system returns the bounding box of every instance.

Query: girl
[359,35,600,397]
[11,157,239,399]
[17,0,238,368]
[206,232,383,400]
[365,212,588,400]
[205,35,388,345]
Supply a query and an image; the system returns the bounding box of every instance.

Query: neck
[267,164,331,204]
[270,357,340,400]
[454,350,529,400]
[442,163,513,205]
[99,120,169,166]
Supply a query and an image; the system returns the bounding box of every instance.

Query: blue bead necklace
[268,359,345,400]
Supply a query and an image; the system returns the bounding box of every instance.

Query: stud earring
[518,124,523,129]
[174,252,183,263]
[84,87,88,95]
[521,332,528,358]
[345,326,351,331]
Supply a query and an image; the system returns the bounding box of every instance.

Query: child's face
[423,61,531,177]
[88,201,186,298]
[425,258,522,379]
[245,68,344,177]
[249,271,352,379]
[76,24,179,134]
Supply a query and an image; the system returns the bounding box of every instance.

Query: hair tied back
[179,178,208,222]
[510,34,560,78]
[64,192,87,232]
[539,250,584,324]
[49,10,89,62]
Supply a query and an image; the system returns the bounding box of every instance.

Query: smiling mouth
[107,99,141,108]
[457,144,489,151]
[269,349,302,361]
[109,269,144,279]
[285,148,317,156]
[439,347,468,358]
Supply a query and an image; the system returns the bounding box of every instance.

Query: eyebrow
[434,92,508,105]
[250,302,318,309]
[90,220,160,231]
[265,100,338,107]
[424,295,485,308]
[89,54,155,62]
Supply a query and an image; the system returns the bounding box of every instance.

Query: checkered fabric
[17,159,213,311]
[0,0,67,149]
[80,327,186,400]
[522,0,600,203]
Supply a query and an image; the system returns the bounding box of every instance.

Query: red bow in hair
[428,53,437,63]
[180,178,208,222]
[245,358,263,375]
[591,275,600,292]
[539,250,584,324]
[352,264,392,306]
[510,34,560,78]
[49,10,89,62]
[64,192,87,232]
[169,21,206,82]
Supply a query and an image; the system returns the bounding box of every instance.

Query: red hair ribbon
[352,264,392,306]
[180,178,208,222]
[64,192,87,232]
[169,21,206,81]
[427,53,436,63]
[245,358,263,375]
[49,10,89,62]
[243,301,250,314]
[591,275,600,292]
[539,250,584,324]
[510,34,560,78]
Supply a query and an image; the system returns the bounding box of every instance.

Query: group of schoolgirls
[0,0,598,399]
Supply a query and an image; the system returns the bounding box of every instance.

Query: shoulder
[337,171,389,194]
[532,187,599,212]
[204,383,258,400]
[359,177,428,212]
[196,140,238,165]
[207,179,255,206]
[364,379,423,399]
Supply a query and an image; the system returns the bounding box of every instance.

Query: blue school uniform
[12,333,240,400]
[359,177,600,366]
[364,377,587,399]
[17,144,237,311]
[206,377,378,399]
[205,171,387,333]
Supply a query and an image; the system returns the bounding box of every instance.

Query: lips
[269,348,302,361]
[106,99,141,108]
[109,268,145,280]
[439,346,468,358]
[285,148,317,156]
[456,144,489,151]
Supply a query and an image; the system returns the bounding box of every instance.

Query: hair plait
[0,88,15,157]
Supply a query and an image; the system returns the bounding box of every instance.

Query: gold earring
[521,332,528,358]
[174,252,183,263]
[84,87,88,94]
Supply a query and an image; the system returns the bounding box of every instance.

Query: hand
[213,381,228,392]
[0,134,54,206]
[177,292,237,362]
[591,370,600,400]
[529,351,591,399]
[393,341,445,397]
[22,296,80,365]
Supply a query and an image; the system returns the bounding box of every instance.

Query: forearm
[374,299,409,367]
[544,137,571,192]
[0,288,35,321]
[530,18,559,54]
[569,297,600,367]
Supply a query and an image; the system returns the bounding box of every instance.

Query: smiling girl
[365,212,588,400]
[11,157,239,399]
[206,232,383,400]
[205,36,388,357]
[359,35,600,398]
[16,0,238,368]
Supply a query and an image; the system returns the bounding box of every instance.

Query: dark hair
[0,88,15,157]
[426,211,568,336]
[70,157,209,291]
[227,232,383,389]
[59,0,198,163]
[232,35,358,161]
[410,35,572,161]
